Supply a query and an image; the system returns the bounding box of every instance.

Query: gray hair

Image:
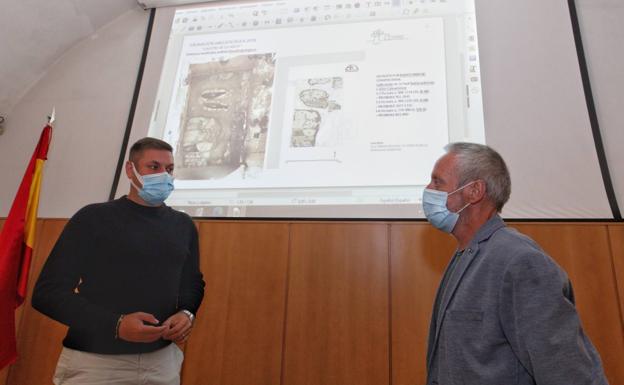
[444,142,511,212]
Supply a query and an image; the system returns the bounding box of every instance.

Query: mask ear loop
[448,180,476,196]
[456,202,471,214]
[449,180,477,214]
[129,162,143,191]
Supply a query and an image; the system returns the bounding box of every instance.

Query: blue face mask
[130,163,174,206]
[422,182,474,233]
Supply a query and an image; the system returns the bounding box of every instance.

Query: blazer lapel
[429,245,479,360]
[426,215,506,372]
[426,253,458,368]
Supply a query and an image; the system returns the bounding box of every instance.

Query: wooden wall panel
[512,224,624,385]
[283,223,389,385]
[7,220,68,385]
[181,222,290,385]
[3,219,623,385]
[607,225,624,333]
[389,223,456,385]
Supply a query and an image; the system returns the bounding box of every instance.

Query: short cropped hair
[128,137,173,163]
[445,142,511,212]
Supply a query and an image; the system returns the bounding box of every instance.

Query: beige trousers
[53,344,184,385]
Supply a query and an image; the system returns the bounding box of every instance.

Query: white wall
[0,1,622,218]
[0,6,150,217]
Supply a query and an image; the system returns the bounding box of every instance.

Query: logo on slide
[369,29,407,45]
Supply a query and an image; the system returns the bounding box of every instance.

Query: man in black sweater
[32,137,205,385]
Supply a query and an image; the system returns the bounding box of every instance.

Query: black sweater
[32,197,205,354]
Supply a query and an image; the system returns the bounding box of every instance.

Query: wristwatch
[181,309,195,323]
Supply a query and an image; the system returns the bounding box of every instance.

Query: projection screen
[114,0,615,219]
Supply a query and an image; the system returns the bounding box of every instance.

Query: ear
[124,161,134,181]
[465,179,487,204]
[124,160,133,178]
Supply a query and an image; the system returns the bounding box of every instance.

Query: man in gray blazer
[423,142,608,385]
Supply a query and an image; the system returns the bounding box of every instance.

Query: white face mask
[422,181,474,233]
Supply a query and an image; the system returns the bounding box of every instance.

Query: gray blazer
[426,215,608,385]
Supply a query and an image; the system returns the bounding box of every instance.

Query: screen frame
[108,1,621,222]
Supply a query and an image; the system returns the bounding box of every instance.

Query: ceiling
[0,0,138,116]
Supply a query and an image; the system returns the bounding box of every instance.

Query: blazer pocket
[447,310,483,322]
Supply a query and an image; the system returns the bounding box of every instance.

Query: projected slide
[172,53,276,182]
[148,0,485,218]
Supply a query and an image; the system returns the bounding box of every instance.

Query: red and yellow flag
[0,123,52,369]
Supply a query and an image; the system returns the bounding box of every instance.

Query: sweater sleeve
[32,208,119,337]
[177,222,205,315]
[498,251,608,385]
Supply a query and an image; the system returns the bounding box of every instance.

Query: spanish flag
[0,122,52,369]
